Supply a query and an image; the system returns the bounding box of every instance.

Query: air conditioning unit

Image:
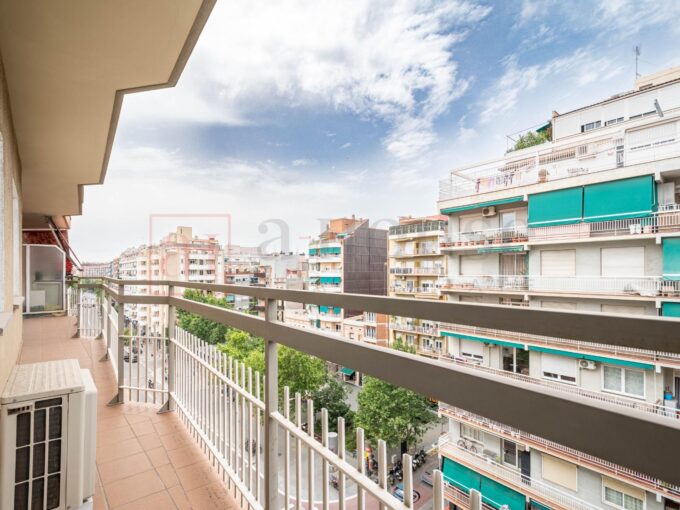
[0,360,97,510]
[482,206,497,217]
[579,359,598,370]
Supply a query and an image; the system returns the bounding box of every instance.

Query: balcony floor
[20,315,237,510]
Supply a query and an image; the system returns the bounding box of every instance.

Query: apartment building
[307,216,388,330]
[339,311,389,385]
[436,68,680,510]
[388,215,448,356]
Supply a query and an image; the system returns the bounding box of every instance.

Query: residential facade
[388,215,448,356]
[436,68,680,510]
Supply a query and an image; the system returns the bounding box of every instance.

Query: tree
[507,127,551,153]
[354,340,436,453]
[312,375,354,432]
[177,289,232,343]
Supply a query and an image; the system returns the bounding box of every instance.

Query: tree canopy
[177,289,232,343]
[507,126,551,153]
[354,339,436,452]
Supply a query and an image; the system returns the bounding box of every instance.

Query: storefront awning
[340,367,355,376]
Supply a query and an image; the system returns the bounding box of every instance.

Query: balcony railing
[439,439,601,510]
[389,321,441,336]
[71,278,680,509]
[390,285,441,295]
[438,137,680,201]
[308,283,342,293]
[391,247,441,257]
[441,275,680,297]
[437,354,679,422]
[390,267,446,276]
[389,220,447,237]
[442,227,529,247]
[439,405,680,499]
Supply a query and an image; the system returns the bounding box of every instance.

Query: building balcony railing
[437,322,680,369]
[391,247,441,257]
[442,227,529,248]
[439,439,601,510]
[308,269,343,278]
[308,255,343,263]
[389,321,441,336]
[389,220,447,237]
[390,267,446,276]
[440,275,680,298]
[308,283,342,293]
[71,277,680,510]
[439,405,680,500]
[438,137,680,201]
[437,354,679,422]
[389,285,441,296]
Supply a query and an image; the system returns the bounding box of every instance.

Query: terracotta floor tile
[125,413,152,425]
[130,420,157,437]
[168,486,192,510]
[176,461,220,492]
[160,431,194,451]
[114,490,177,510]
[156,464,180,488]
[103,469,165,508]
[186,482,236,510]
[154,419,184,436]
[147,446,171,467]
[98,424,136,446]
[168,444,205,469]
[97,437,143,463]
[137,432,163,451]
[99,452,153,484]
[99,415,131,432]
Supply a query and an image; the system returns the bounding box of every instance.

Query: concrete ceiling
[0,0,215,227]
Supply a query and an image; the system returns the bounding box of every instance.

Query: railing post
[109,284,126,406]
[264,297,279,510]
[470,488,482,510]
[100,292,111,362]
[433,469,444,510]
[160,284,176,413]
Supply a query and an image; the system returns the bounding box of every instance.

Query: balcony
[442,211,680,250]
[391,247,441,257]
[390,267,446,276]
[439,438,601,510]
[389,321,441,336]
[438,135,680,202]
[389,285,441,297]
[389,220,447,239]
[440,275,680,298]
[308,269,343,278]
[439,405,680,500]
[61,277,680,510]
[308,283,342,293]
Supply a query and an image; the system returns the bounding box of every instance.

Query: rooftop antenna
[634,45,641,80]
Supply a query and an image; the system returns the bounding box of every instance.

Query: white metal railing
[439,439,602,510]
[439,405,680,499]
[389,220,447,237]
[441,275,680,297]
[308,283,342,293]
[67,286,78,317]
[437,355,679,421]
[390,286,441,295]
[390,267,446,276]
[171,326,435,510]
[391,247,441,257]
[390,322,441,336]
[443,226,529,247]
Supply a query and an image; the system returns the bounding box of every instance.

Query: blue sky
[71,0,680,261]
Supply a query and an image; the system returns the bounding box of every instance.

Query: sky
[71,0,680,261]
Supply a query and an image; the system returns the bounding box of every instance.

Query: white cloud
[340,142,352,149]
[291,158,316,167]
[120,0,491,160]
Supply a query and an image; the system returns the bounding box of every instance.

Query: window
[602,478,645,510]
[365,326,376,339]
[434,339,443,351]
[405,335,414,346]
[500,211,516,230]
[502,347,530,375]
[540,250,576,277]
[581,120,602,132]
[541,353,577,384]
[605,117,624,126]
[601,247,644,277]
[502,440,518,467]
[603,365,645,398]
[365,312,376,323]
[460,424,482,442]
[542,454,578,491]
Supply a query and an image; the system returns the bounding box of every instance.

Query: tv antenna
[634,45,641,79]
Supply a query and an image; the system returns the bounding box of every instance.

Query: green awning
[477,246,526,254]
[441,331,654,369]
[320,276,341,284]
[441,458,525,510]
[583,175,655,222]
[528,187,583,227]
[663,238,680,281]
[441,331,524,350]
[441,196,524,215]
[320,246,341,254]
[340,367,355,376]
[531,500,553,510]
[662,302,680,317]
[308,248,318,255]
